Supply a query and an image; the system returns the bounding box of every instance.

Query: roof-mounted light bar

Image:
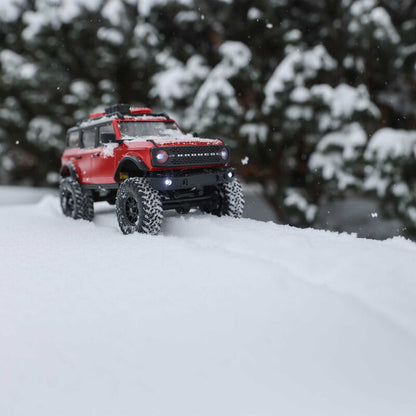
[130,107,152,115]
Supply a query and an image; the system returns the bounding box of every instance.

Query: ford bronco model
[59,104,244,234]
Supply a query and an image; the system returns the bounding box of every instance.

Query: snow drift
[0,194,416,415]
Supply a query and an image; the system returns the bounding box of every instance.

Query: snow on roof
[78,114,172,129]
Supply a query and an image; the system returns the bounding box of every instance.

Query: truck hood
[122,135,224,148]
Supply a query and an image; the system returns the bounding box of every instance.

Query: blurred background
[0,0,415,240]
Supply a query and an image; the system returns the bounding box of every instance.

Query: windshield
[118,121,181,138]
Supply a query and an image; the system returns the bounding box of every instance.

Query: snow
[0,186,55,206]
[0,50,38,81]
[26,117,63,151]
[218,41,252,73]
[290,86,310,102]
[365,128,416,161]
[102,143,119,158]
[309,123,367,190]
[284,188,317,222]
[239,123,268,144]
[348,0,400,44]
[132,21,159,48]
[263,45,337,112]
[285,104,313,121]
[241,156,249,165]
[363,128,416,217]
[247,7,262,20]
[22,0,102,40]
[64,80,95,105]
[0,0,25,22]
[2,188,415,415]
[184,41,251,131]
[311,84,380,130]
[324,84,379,120]
[284,29,302,42]
[363,169,390,197]
[101,0,125,26]
[408,207,416,222]
[121,134,222,145]
[174,10,199,23]
[151,55,209,107]
[315,122,367,160]
[97,27,124,45]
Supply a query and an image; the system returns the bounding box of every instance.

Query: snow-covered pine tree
[259,42,373,225]
[364,128,416,235]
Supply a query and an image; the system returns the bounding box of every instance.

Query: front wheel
[116,177,163,235]
[202,178,245,218]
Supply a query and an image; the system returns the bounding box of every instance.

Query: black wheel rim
[125,196,139,224]
[61,189,74,216]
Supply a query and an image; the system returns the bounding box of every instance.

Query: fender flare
[60,162,80,182]
[114,156,149,182]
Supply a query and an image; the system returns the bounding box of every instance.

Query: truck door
[76,127,98,184]
[87,123,118,184]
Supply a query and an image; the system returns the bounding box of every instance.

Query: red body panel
[61,139,227,184]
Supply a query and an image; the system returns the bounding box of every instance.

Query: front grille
[151,145,229,167]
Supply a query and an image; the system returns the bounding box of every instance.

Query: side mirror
[100,132,117,143]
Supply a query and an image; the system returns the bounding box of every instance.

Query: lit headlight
[219,147,229,160]
[164,178,172,186]
[156,150,169,164]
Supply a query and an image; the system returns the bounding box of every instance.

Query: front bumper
[147,168,235,191]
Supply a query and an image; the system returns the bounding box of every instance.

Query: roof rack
[151,112,170,119]
[105,103,131,116]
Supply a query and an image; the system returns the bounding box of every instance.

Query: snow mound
[1,196,416,415]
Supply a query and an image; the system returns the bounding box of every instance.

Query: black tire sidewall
[60,177,84,219]
[116,180,145,234]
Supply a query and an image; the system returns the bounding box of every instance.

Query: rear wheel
[116,177,163,235]
[83,190,94,221]
[60,177,94,221]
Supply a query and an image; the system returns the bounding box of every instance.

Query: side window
[67,131,80,148]
[82,128,97,148]
[99,123,115,145]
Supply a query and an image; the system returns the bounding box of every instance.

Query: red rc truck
[59,104,244,234]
